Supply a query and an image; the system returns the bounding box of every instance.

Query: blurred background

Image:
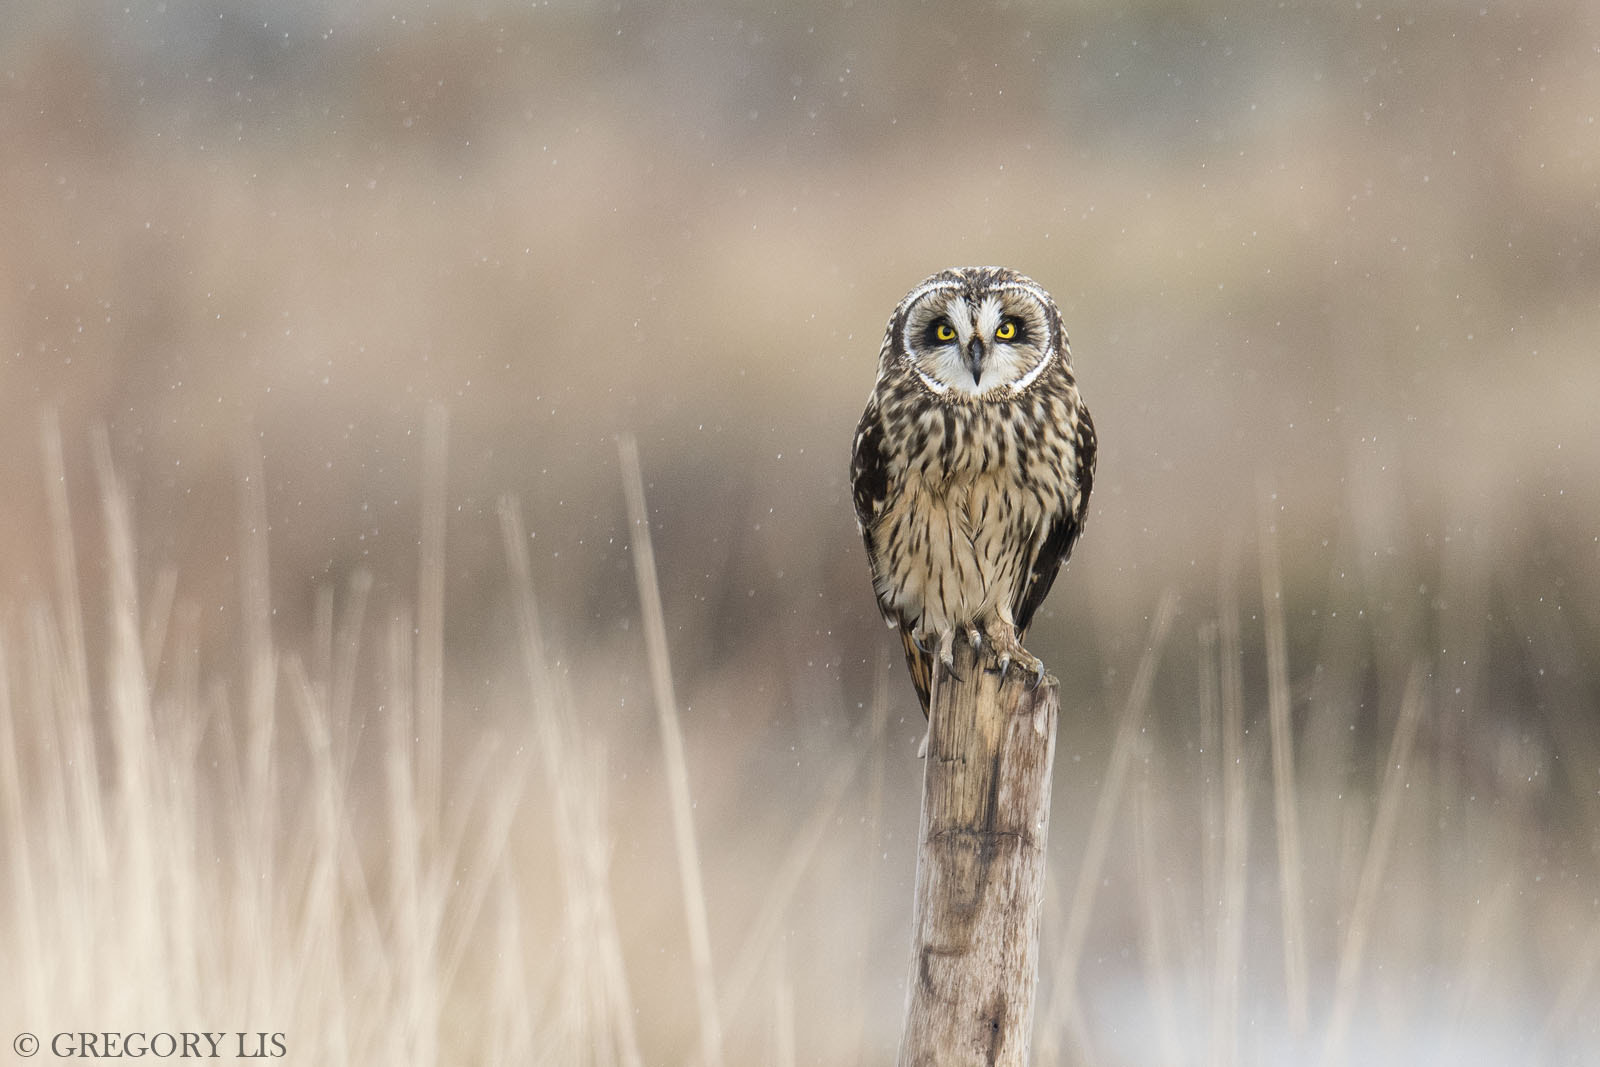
[2,0,1598,1064]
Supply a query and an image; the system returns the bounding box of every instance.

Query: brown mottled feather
[898,627,934,715]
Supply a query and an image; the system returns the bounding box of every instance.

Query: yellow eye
[995,320,1017,341]
[934,321,956,342]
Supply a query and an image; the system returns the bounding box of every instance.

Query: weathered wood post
[899,640,1060,1067]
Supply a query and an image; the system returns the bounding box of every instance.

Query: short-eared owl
[851,267,1096,713]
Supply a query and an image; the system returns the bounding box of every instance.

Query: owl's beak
[966,337,986,384]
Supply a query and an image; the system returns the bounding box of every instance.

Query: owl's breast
[903,397,1073,491]
[867,390,1084,631]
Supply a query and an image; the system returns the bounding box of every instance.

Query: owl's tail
[898,627,933,718]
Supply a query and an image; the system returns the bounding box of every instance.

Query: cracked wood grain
[898,639,1060,1067]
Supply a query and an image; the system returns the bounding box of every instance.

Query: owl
[850,266,1096,713]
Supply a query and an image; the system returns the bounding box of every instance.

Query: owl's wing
[1013,410,1096,635]
[898,625,933,717]
[850,399,890,537]
[850,400,895,627]
[854,400,932,715]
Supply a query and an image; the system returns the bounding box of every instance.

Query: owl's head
[886,266,1068,399]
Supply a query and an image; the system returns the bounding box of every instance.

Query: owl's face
[890,267,1065,399]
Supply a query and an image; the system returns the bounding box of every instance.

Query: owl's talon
[981,618,1045,687]
[967,625,983,651]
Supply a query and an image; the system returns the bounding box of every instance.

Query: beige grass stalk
[1318,662,1427,1067]
[1132,772,1184,1067]
[329,571,373,789]
[617,433,725,1067]
[282,655,353,1064]
[1209,587,1251,1067]
[0,636,43,1021]
[1196,622,1222,955]
[39,414,107,896]
[236,434,279,1020]
[569,741,642,1067]
[385,608,439,1064]
[500,494,643,1067]
[1258,487,1309,1036]
[841,656,893,1063]
[416,404,449,846]
[1040,590,1178,1059]
[719,670,892,1030]
[497,495,588,1055]
[489,869,537,1065]
[91,428,164,998]
[239,436,277,814]
[141,566,178,682]
[39,411,93,763]
[719,756,854,1023]
[21,608,78,1011]
[484,869,535,1063]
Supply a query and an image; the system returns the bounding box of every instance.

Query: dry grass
[617,432,723,1067]
[4,415,1600,1064]
[5,431,1599,1067]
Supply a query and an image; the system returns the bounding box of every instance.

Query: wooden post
[899,640,1060,1067]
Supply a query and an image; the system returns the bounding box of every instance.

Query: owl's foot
[910,626,965,681]
[919,626,994,683]
[983,620,1046,688]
